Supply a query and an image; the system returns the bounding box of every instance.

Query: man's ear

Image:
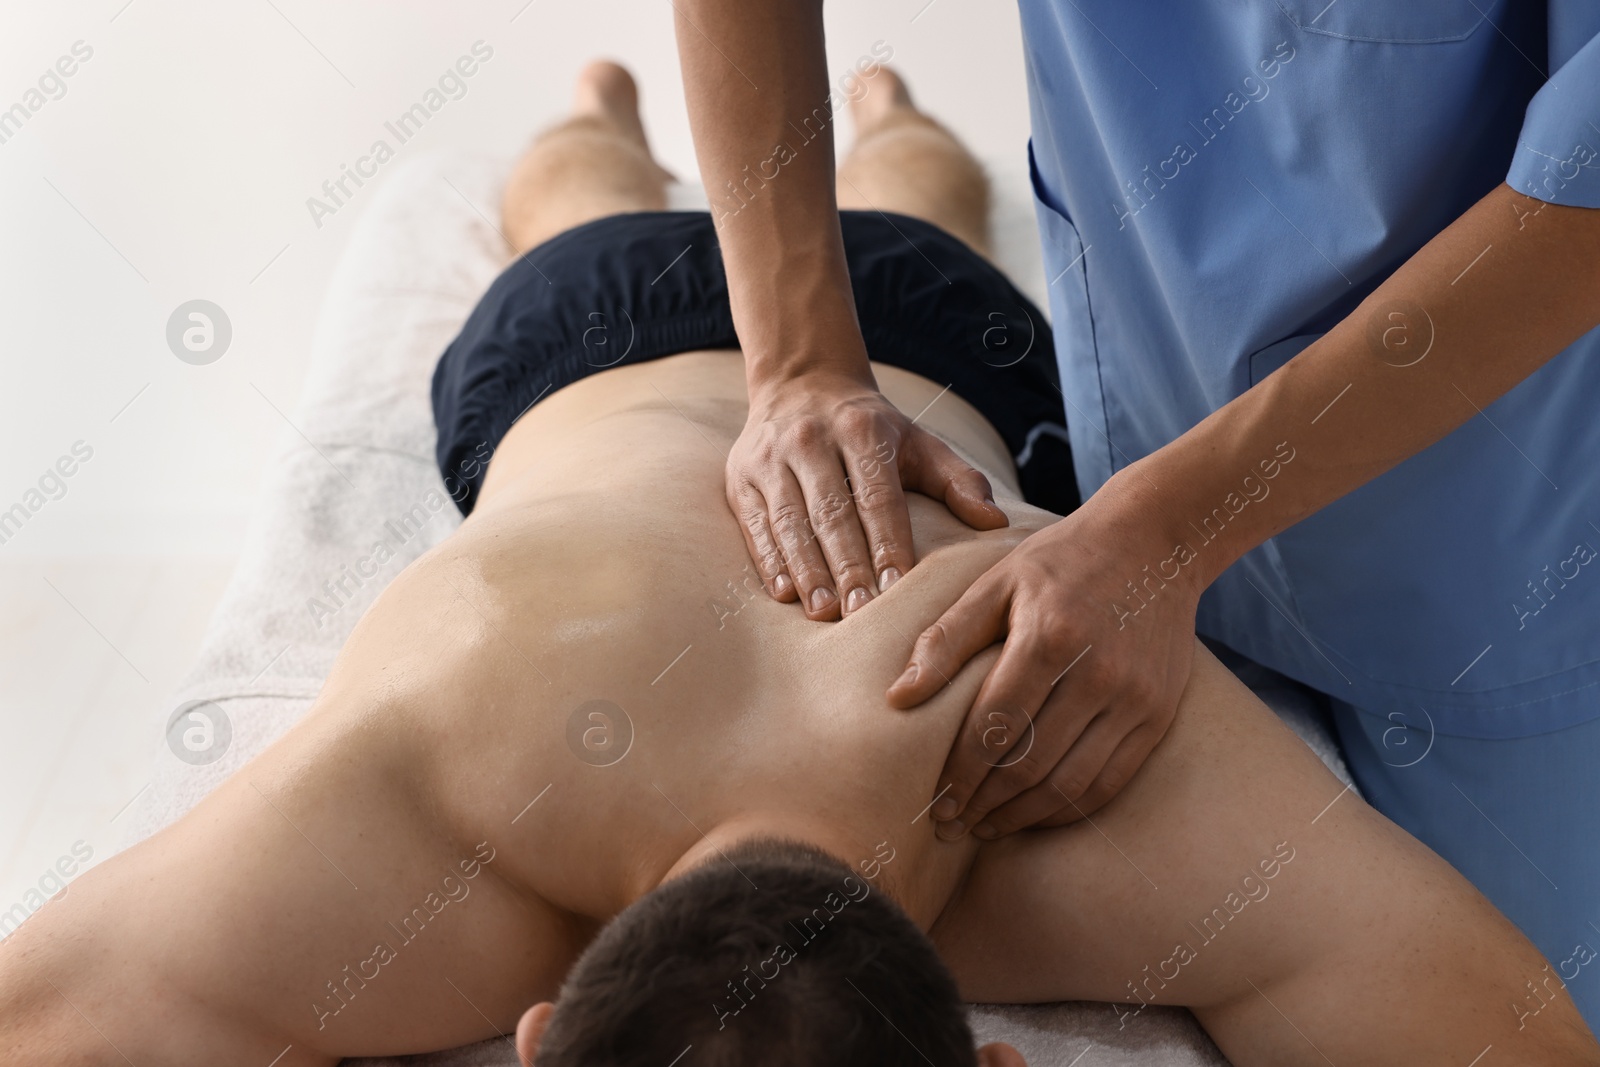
[515,1002,556,1066]
[976,1040,1028,1067]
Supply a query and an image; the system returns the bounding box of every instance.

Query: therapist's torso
[1021,0,1600,737]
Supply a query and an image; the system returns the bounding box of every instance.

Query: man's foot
[835,63,991,256]
[571,59,674,182]
[849,65,916,135]
[573,60,650,145]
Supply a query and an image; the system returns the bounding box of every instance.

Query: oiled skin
[0,352,1591,1067]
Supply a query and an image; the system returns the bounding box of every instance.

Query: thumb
[888,576,1010,708]
[903,429,1008,531]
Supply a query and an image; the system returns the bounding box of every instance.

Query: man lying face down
[2,63,1596,1067]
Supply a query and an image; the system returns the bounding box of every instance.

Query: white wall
[0,0,1032,556]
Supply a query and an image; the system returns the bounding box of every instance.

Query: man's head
[515,838,1024,1067]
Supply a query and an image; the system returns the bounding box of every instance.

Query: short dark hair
[535,838,979,1067]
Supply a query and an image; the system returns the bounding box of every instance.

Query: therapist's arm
[672,0,1006,622]
[891,181,1600,839]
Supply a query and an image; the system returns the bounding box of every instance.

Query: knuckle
[1126,681,1162,713]
[975,811,1014,836]
[1075,656,1119,695]
[973,716,1015,760]
[1093,763,1133,799]
[809,490,856,531]
[1034,624,1075,661]
[785,554,828,587]
[839,406,880,438]
[957,790,991,819]
[768,502,814,542]
[989,742,1044,784]
[786,418,826,450]
[1053,768,1093,803]
[959,469,992,493]
[918,620,955,660]
[942,769,981,800]
[753,547,787,581]
[1034,645,1077,683]
[738,504,769,532]
[827,567,876,604]
[832,558,876,590]
[1027,599,1071,634]
[852,478,899,514]
[870,540,905,572]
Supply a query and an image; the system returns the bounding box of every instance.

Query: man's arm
[892,182,1600,836]
[673,0,1005,623]
[931,641,1600,1065]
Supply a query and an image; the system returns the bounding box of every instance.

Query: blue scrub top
[1020,1,1600,738]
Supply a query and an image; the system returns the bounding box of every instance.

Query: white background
[0,0,1031,921]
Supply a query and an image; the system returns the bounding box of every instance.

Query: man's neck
[658,813,977,933]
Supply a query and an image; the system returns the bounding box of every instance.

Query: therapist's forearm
[1122,183,1600,589]
[673,0,871,392]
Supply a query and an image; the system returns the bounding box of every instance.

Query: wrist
[743,309,876,404]
[1097,461,1242,598]
[747,359,875,405]
[726,260,874,396]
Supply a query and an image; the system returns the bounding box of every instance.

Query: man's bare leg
[836,67,991,257]
[501,61,673,254]
[932,645,1599,1066]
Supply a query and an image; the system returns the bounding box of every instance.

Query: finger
[971,712,1133,838]
[729,480,797,602]
[792,461,878,617]
[764,469,839,620]
[845,447,915,594]
[1035,725,1159,827]
[886,574,1010,708]
[938,648,1100,835]
[902,430,1008,531]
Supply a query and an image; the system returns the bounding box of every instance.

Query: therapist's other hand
[888,477,1200,837]
[730,372,1008,621]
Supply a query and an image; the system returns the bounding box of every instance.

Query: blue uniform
[1020,0,1600,1022]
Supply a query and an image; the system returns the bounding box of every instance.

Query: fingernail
[878,567,901,592]
[932,797,959,821]
[894,664,918,689]
[810,587,837,612]
[935,819,967,841]
[845,586,871,614]
[972,823,999,840]
[773,574,791,597]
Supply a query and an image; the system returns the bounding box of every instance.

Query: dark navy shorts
[431,210,1077,516]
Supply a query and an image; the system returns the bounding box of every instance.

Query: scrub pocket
[1273,0,1496,44]
[1247,333,1318,385]
[1028,140,1111,496]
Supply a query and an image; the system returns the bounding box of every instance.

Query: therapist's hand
[730,371,1009,621]
[888,473,1201,837]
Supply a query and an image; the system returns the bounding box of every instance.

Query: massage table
[112,150,1356,1066]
